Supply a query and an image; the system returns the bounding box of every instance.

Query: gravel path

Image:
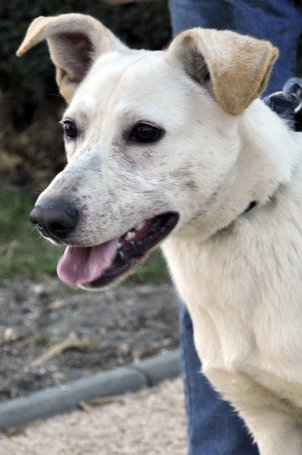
[0,378,187,455]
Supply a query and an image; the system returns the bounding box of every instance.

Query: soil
[0,278,179,402]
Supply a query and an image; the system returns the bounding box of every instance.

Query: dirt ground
[0,278,179,401]
[0,274,186,453]
[0,378,187,455]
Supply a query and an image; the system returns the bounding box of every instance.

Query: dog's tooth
[136,222,145,231]
[117,249,124,260]
[125,231,135,241]
[117,249,128,264]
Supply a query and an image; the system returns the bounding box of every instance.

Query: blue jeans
[168,1,302,453]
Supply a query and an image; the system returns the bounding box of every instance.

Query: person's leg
[170,1,302,454]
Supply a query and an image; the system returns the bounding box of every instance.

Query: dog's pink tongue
[57,240,118,287]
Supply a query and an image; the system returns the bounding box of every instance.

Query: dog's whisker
[33,179,47,195]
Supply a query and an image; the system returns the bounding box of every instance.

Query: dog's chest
[163,206,302,384]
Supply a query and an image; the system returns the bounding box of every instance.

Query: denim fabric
[168,1,302,454]
[169,0,302,93]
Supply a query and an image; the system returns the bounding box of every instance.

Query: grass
[0,188,62,282]
[33,331,51,347]
[0,187,169,285]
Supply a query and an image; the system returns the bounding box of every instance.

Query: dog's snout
[30,200,79,241]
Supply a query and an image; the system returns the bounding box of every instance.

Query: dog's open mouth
[57,212,179,288]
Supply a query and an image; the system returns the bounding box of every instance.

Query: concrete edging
[0,349,180,431]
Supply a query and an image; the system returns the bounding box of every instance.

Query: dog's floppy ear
[16,13,127,102]
[168,28,279,115]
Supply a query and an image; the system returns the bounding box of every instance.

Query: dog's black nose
[30,200,79,241]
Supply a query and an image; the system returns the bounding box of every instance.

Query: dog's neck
[179,99,301,241]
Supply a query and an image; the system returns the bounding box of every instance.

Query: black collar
[242,200,258,216]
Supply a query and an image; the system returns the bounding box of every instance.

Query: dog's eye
[62,120,77,140]
[130,123,163,143]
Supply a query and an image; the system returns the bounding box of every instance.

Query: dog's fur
[18,14,302,453]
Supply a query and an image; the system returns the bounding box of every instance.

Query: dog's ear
[16,14,127,102]
[168,28,279,115]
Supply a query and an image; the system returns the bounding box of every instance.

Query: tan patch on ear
[171,28,279,115]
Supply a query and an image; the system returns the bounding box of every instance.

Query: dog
[17,14,302,454]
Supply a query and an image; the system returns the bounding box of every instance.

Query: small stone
[4,327,18,342]
[31,284,45,295]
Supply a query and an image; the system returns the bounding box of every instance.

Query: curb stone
[0,349,180,431]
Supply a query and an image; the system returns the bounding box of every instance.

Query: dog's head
[17,14,278,289]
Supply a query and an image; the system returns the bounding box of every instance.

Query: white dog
[18,14,302,454]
